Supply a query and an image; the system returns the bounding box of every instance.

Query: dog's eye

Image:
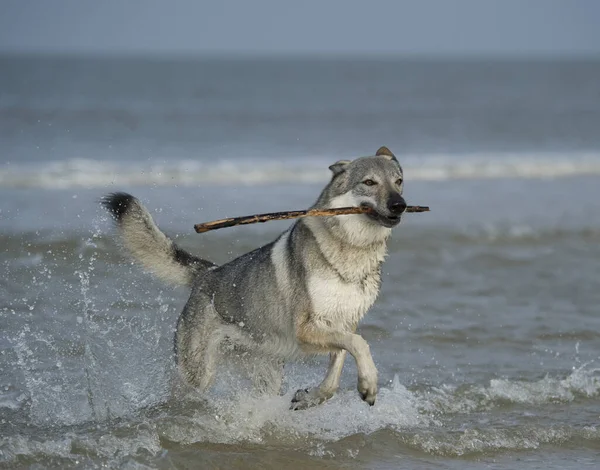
[362,179,377,186]
[395,178,403,186]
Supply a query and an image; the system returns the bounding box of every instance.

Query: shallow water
[1,56,600,468]
[2,177,599,469]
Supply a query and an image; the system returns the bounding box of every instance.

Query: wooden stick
[194,205,429,233]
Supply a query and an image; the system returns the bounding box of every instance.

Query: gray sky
[1,0,599,57]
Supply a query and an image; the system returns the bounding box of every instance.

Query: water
[1,56,600,469]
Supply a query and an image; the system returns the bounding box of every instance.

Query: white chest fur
[303,211,389,331]
[307,269,381,331]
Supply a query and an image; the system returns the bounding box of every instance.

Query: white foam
[1,151,600,189]
[2,369,600,465]
[0,427,161,467]
[422,365,600,414]
[160,374,433,447]
[405,425,600,456]
[158,366,600,447]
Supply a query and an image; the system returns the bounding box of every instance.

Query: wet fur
[102,147,405,409]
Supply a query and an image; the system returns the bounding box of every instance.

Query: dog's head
[324,146,406,228]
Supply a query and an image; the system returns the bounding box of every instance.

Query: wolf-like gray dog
[102,146,406,409]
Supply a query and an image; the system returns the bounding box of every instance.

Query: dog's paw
[357,376,377,406]
[290,387,330,411]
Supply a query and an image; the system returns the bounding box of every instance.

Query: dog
[102,146,406,409]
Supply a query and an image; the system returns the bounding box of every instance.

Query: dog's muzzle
[361,196,406,228]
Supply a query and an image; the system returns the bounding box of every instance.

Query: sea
[1,55,599,469]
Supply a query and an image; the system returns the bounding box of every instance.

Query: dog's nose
[388,198,407,215]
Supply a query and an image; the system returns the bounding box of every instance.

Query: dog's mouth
[360,205,402,228]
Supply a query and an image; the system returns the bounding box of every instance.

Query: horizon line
[2,49,600,61]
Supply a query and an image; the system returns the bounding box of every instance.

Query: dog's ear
[328,160,351,176]
[375,146,397,162]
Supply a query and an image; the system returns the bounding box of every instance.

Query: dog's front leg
[295,325,378,407]
[291,350,347,410]
[319,349,347,394]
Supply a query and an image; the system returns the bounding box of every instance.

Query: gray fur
[103,148,406,409]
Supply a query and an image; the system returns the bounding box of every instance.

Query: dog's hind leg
[176,299,224,391]
[290,350,346,410]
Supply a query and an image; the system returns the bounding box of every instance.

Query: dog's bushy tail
[101,192,215,287]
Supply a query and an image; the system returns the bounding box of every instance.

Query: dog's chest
[307,269,381,330]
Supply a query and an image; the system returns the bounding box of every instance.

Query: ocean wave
[399,425,600,457]
[421,365,600,415]
[2,422,598,467]
[2,368,599,466]
[1,151,600,189]
[157,367,600,449]
[120,368,600,449]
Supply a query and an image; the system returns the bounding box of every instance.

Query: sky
[0,0,599,57]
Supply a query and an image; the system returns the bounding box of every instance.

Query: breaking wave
[1,151,600,189]
[1,368,599,467]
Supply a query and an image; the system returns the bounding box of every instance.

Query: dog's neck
[302,216,390,283]
[313,191,393,247]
